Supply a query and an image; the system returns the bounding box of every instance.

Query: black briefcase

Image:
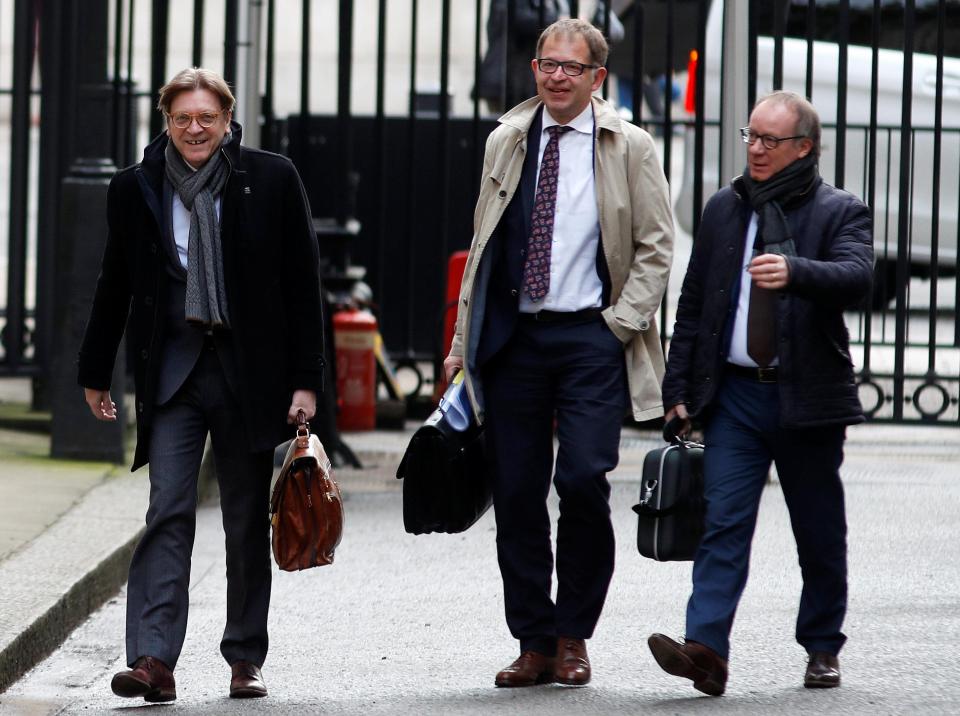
[396,374,492,534]
[632,420,705,561]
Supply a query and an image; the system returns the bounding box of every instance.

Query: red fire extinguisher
[333,308,378,431]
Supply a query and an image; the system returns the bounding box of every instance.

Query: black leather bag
[396,375,492,534]
[632,419,705,561]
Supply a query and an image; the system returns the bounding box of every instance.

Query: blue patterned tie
[523,125,572,301]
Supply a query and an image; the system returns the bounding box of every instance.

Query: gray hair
[754,90,821,159]
[157,67,236,115]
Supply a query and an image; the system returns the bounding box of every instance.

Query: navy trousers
[685,373,848,660]
[482,316,628,656]
[125,345,274,670]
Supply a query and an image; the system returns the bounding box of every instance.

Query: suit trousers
[125,344,274,669]
[685,373,848,661]
[482,316,627,656]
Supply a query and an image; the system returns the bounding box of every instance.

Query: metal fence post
[720,0,748,184]
[50,0,124,462]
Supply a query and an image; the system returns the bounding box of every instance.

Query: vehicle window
[754,0,960,59]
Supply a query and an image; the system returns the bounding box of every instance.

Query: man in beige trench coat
[444,18,673,689]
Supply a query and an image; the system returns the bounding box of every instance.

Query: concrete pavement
[0,375,959,713]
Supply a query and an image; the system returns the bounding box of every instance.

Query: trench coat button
[498,190,507,198]
[638,319,650,331]
[144,295,153,306]
[462,298,468,305]
[727,245,734,252]
[520,249,526,256]
[510,289,518,297]
[140,349,148,360]
[137,401,144,413]
[150,243,158,254]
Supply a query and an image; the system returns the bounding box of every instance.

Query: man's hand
[664,403,691,438]
[443,354,464,384]
[287,389,317,424]
[748,253,790,290]
[84,388,117,422]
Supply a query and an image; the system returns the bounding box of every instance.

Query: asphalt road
[4,425,960,715]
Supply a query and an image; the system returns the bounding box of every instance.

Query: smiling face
[746,99,813,182]
[166,88,232,169]
[532,33,606,125]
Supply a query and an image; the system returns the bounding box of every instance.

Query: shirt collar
[542,103,595,136]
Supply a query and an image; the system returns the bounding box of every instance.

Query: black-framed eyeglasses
[166,111,223,129]
[536,58,599,77]
[740,126,806,150]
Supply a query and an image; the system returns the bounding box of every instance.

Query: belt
[725,363,778,383]
[517,307,603,325]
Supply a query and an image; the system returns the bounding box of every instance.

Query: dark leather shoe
[555,637,591,686]
[648,633,727,696]
[230,660,268,698]
[111,656,176,702]
[804,651,840,688]
[494,651,555,687]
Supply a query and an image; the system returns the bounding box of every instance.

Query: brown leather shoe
[494,651,555,687]
[555,637,591,686]
[648,633,727,696]
[111,656,176,702]
[804,651,840,688]
[230,660,268,698]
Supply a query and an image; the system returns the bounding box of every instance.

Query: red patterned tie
[523,125,572,301]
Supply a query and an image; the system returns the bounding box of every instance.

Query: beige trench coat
[449,96,674,423]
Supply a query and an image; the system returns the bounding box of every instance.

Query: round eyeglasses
[167,111,223,129]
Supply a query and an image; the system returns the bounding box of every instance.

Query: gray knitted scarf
[164,137,231,329]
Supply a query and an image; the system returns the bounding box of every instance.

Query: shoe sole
[144,688,177,702]
[111,673,151,698]
[555,674,591,686]
[230,687,269,698]
[805,678,841,689]
[111,674,176,702]
[494,672,555,688]
[647,635,724,697]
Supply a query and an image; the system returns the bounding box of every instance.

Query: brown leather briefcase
[270,411,343,570]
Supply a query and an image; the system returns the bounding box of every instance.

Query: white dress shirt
[518,104,603,313]
[728,212,779,367]
[171,192,222,270]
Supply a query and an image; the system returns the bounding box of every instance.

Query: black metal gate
[0,0,956,425]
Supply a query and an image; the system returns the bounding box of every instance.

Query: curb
[0,444,217,694]
[0,531,140,693]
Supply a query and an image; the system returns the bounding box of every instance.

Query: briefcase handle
[662,415,686,444]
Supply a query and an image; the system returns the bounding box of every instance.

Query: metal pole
[720,0,748,184]
[236,0,263,147]
[51,0,124,461]
[5,0,37,375]
[892,0,916,421]
[149,0,169,139]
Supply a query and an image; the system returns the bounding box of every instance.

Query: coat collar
[497,96,623,137]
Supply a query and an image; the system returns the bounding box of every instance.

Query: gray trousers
[125,345,274,669]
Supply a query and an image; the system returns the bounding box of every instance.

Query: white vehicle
[675,0,960,304]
